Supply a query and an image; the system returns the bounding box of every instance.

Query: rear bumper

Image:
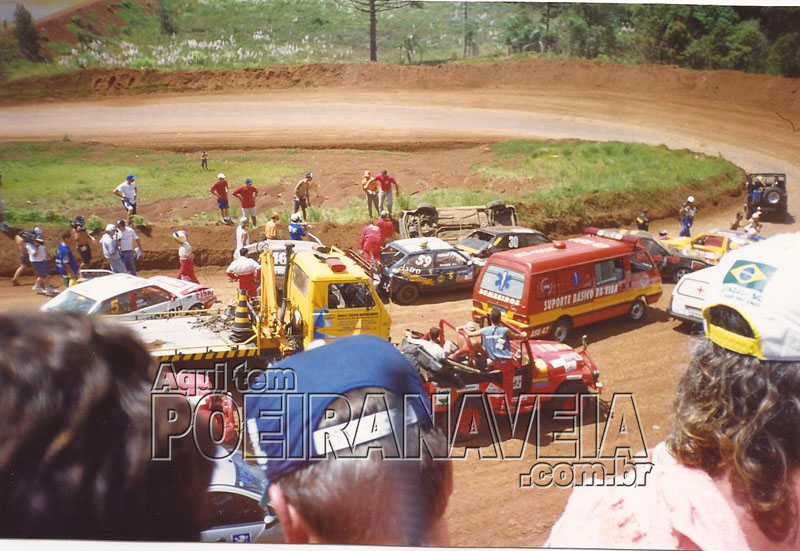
[667,306,702,325]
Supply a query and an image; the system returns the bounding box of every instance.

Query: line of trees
[502,4,800,78]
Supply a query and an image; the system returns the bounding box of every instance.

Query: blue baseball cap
[244,335,432,484]
[126,173,135,180]
[245,178,253,184]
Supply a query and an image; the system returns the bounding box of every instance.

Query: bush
[131,214,148,228]
[86,215,104,233]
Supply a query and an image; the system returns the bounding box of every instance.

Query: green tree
[769,32,800,77]
[344,0,422,62]
[13,4,41,61]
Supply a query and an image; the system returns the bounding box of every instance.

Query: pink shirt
[545,442,800,550]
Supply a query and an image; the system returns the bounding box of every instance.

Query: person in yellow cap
[265,211,282,240]
[361,169,378,218]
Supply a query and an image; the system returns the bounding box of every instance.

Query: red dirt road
[1,60,799,547]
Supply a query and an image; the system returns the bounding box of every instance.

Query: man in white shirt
[115,219,142,276]
[405,326,445,360]
[113,173,138,225]
[100,224,127,274]
[226,248,261,297]
[26,227,57,296]
[234,217,250,257]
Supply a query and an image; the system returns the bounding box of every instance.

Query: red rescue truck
[472,230,662,342]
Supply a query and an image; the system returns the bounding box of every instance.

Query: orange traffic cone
[230,289,254,343]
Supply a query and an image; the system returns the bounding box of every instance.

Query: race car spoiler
[584,227,641,246]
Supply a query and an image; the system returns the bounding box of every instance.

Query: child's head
[61,230,72,243]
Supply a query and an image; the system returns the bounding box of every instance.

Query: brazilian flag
[723,260,776,292]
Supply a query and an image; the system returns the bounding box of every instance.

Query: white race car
[667,265,720,325]
[41,273,217,315]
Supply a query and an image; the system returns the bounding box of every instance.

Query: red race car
[401,319,602,439]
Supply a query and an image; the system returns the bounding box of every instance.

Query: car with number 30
[456,226,552,267]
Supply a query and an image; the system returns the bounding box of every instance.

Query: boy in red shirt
[359,221,385,266]
[232,178,259,227]
[209,173,232,225]
[376,210,395,242]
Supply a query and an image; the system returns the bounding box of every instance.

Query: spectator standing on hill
[71,215,95,273]
[173,230,199,283]
[265,211,281,240]
[375,169,400,217]
[210,173,232,225]
[376,210,396,242]
[54,231,79,288]
[678,196,696,237]
[100,224,127,274]
[636,209,649,231]
[116,219,141,276]
[200,150,208,171]
[546,233,800,550]
[27,227,57,296]
[113,173,138,226]
[359,220,384,266]
[233,178,259,226]
[235,218,250,256]
[293,172,315,220]
[361,170,379,218]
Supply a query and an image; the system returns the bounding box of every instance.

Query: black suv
[745,173,788,221]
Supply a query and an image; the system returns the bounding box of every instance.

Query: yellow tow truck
[119,244,391,375]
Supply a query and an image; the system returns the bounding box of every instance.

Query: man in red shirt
[232,178,259,227]
[209,173,232,225]
[359,221,385,267]
[375,169,400,217]
[376,210,395,243]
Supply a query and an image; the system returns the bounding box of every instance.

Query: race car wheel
[672,267,691,284]
[628,298,647,322]
[393,284,419,305]
[551,317,572,343]
[766,187,783,205]
[188,303,204,311]
[552,381,589,412]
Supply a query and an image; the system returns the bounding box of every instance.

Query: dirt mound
[35,0,152,46]
[4,58,800,120]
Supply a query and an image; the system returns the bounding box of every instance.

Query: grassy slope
[0,140,743,232]
[12,0,515,78]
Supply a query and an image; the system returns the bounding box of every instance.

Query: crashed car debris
[399,200,518,245]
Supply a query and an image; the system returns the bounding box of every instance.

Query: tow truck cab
[287,249,392,348]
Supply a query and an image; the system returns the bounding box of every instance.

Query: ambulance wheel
[628,298,647,322]
[393,284,419,305]
[551,317,571,343]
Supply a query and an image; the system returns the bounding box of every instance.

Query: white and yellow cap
[702,232,800,360]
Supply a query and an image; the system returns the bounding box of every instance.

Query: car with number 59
[379,237,476,305]
[41,273,217,315]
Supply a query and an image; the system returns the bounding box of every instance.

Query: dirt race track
[2,59,800,547]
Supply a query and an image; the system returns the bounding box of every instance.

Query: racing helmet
[70,215,86,229]
[172,230,188,244]
[305,172,313,179]
[32,227,43,237]
[290,212,301,222]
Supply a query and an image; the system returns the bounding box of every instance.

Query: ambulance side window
[594,258,625,285]
[292,266,310,297]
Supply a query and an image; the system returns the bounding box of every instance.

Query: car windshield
[458,230,495,251]
[381,245,405,268]
[43,290,97,314]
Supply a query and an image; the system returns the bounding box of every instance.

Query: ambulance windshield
[479,265,526,300]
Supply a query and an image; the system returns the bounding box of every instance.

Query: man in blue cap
[244,335,453,545]
[113,173,138,225]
